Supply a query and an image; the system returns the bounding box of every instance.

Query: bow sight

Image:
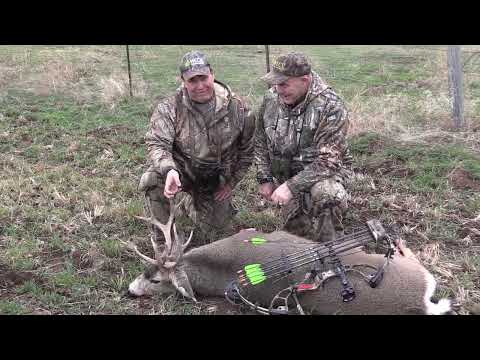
[225,220,396,315]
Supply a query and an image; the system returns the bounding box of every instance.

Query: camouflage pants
[138,168,236,245]
[280,175,350,243]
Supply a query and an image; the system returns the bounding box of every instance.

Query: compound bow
[225,220,396,315]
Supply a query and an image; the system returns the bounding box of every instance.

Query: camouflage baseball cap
[261,52,311,84]
[179,50,211,80]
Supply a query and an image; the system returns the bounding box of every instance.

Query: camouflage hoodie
[255,71,352,196]
[145,80,256,188]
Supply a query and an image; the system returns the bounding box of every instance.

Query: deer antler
[134,195,192,268]
[121,240,157,265]
[183,230,194,251]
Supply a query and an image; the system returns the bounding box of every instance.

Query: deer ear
[170,269,197,302]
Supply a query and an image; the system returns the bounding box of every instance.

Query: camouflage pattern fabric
[179,50,211,80]
[261,52,312,84]
[255,70,352,242]
[140,172,236,245]
[141,79,255,241]
[145,80,255,187]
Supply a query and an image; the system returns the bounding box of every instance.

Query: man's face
[183,70,215,103]
[275,76,310,106]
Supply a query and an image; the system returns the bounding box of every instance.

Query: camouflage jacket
[254,71,352,196]
[145,80,256,188]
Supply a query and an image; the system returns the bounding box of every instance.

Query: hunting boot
[309,178,348,242]
[310,206,345,242]
[282,195,313,238]
[192,194,237,244]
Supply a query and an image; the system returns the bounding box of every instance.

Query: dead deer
[126,198,455,315]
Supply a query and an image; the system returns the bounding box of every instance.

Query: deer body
[128,228,453,315]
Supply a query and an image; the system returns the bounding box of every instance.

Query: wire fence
[1,45,480,127]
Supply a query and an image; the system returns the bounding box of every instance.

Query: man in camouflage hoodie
[139,51,256,243]
[255,52,352,242]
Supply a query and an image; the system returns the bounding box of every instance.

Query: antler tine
[137,195,187,269]
[149,235,163,262]
[165,197,192,267]
[135,214,170,260]
[144,195,175,258]
[169,198,185,227]
[183,230,194,251]
[167,227,193,267]
[167,223,183,267]
[162,197,179,255]
[134,246,158,265]
[160,197,185,253]
[121,240,157,265]
[167,196,189,251]
[134,194,175,265]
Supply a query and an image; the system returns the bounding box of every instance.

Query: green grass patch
[100,238,122,258]
[463,196,480,218]
[351,132,480,193]
[0,300,28,315]
[51,267,78,289]
[235,209,281,232]
[18,280,44,296]
[3,242,41,271]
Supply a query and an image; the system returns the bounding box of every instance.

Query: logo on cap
[261,52,311,84]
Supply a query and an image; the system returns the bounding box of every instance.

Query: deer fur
[128,225,454,315]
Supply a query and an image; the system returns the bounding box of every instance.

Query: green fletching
[244,264,261,271]
[250,237,267,245]
[245,266,263,275]
[246,272,264,280]
[245,267,264,276]
[249,273,266,281]
[250,276,266,285]
[243,263,267,285]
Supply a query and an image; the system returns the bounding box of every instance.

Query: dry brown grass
[3,47,148,107]
[98,71,148,108]
[349,91,480,150]
[0,64,21,89]
[348,47,480,143]
[349,93,412,137]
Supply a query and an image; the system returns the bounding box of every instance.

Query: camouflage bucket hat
[179,50,211,80]
[261,52,311,84]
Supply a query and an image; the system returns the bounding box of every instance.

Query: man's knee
[310,177,349,212]
[139,170,168,202]
[199,200,234,228]
[138,169,164,192]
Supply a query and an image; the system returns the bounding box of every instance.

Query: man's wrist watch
[258,176,273,185]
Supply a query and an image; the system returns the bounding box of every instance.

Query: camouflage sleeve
[231,103,256,188]
[286,95,350,195]
[254,97,273,183]
[144,98,178,176]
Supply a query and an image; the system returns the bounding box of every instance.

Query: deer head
[126,196,196,301]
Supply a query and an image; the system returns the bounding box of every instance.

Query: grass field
[0,45,479,315]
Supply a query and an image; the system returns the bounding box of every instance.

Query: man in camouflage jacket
[255,52,352,242]
[139,51,256,242]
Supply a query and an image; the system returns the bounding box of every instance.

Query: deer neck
[178,250,238,297]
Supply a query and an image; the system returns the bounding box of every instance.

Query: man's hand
[164,169,182,198]
[214,183,233,202]
[270,182,293,206]
[396,238,418,261]
[258,182,274,200]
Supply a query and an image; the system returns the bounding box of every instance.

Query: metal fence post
[126,45,133,97]
[265,45,270,73]
[447,46,464,129]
